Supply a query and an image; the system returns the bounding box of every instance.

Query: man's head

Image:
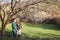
[13,17,20,22]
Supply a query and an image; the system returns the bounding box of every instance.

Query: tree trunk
[1,21,6,36]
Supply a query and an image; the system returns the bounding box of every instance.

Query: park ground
[0,22,60,40]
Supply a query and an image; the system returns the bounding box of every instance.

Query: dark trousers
[12,30,17,37]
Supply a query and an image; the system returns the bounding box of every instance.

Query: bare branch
[9,0,42,17]
[0,7,5,19]
[11,0,14,12]
[0,0,44,23]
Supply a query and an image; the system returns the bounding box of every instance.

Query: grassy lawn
[0,22,60,40]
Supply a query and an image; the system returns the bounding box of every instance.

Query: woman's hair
[16,18,22,29]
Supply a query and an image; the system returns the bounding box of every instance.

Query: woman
[16,18,22,37]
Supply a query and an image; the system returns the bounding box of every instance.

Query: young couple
[12,17,22,37]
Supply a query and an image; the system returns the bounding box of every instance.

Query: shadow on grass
[24,23,59,30]
[0,31,60,40]
[22,32,60,40]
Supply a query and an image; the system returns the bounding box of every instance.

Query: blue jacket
[12,22,17,32]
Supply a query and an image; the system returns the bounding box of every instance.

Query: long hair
[16,18,22,30]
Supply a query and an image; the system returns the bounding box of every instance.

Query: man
[12,18,17,37]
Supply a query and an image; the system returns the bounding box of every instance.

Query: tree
[0,0,21,36]
[0,0,44,36]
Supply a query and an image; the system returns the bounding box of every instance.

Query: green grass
[0,22,60,40]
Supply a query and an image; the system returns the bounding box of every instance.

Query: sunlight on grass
[22,23,60,40]
[6,23,12,31]
[0,21,60,40]
[22,23,60,35]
